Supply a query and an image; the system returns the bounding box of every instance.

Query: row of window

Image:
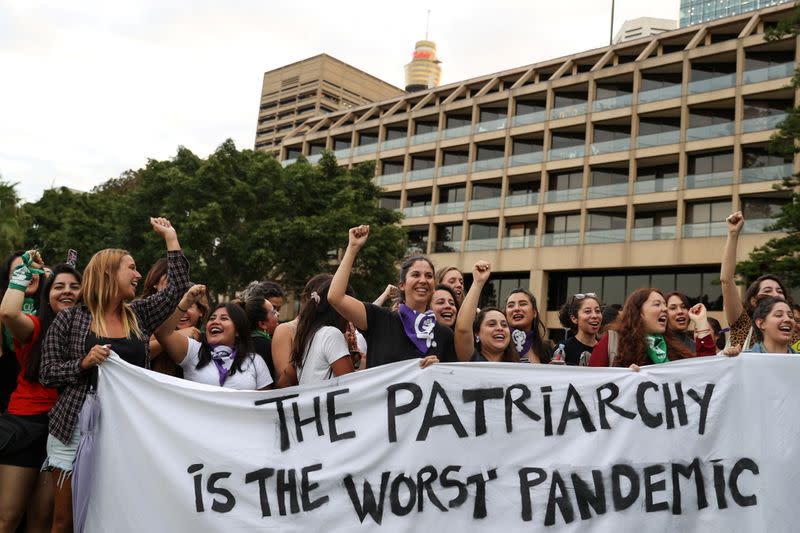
[403,196,785,253]
[282,55,794,158]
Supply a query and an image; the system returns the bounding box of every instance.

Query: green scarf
[645,334,668,364]
[252,330,271,341]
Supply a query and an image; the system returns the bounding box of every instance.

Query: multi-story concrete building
[679,0,792,27]
[277,4,797,336]
[254,54,403,155]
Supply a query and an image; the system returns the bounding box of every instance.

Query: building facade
[277,4,797,335]
[254,54,402,155]
[614,17,677,44]
[679,0,792,27]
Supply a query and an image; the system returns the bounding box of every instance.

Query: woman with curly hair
[589,288,716,368]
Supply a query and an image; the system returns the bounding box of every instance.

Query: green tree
[21,140,406,301]
[736,9,800,287]
[0,177,25,257]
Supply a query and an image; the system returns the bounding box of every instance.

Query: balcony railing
[545,188,583,202]
[741,113,787,134]
[401,205,431,218]
[410,131,439,145]
[464,238,498,251]
[469,197,502,211]
[307,153,323,164]
[584,229,626,244]
[549,145,585,161]
[472,156,505,172]
[743,62,795,84]
[505,192,540,208]
[587,182,629,199]
[439,161,470,177]
[551,102,587,120]
[509,151,544,166]
[375,171,404,186]
[434,240,462,253]
[442,124,472,139]
[406,244,427,255]
[435,201,466,215]
[407,167,435,181]
[281,158,298,167]
[683,221,727,238]
[685,121,735,141]
[381,137,408,150]
[542,232,580,246]
[632,225,676,241]
[503,235,537,249]
[742,218,778,234]
[636,130,680,148]
[634,177,678,194]
[475,118,507,134]
[687,73,736,94]
[740,163,793,184]
[353,143,378,156]
[685,170,733,189]
[637,84,681,104]
[511,110,547,127]
[590,137,630,155]
[333,147,352,160]
[592,93,633,112]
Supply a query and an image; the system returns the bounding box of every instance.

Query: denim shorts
[45,424,81,473]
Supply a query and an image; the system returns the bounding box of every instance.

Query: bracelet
[176,305,188,313]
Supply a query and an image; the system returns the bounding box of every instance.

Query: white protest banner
[84,354,799,532]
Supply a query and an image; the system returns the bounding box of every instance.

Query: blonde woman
[39,217,190,533]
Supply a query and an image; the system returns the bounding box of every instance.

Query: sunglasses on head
[573,292,597,300]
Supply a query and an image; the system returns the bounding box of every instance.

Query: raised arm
[0,250,43,343]
[372,284,399,306]
[328,225,370,331]
[154,285,205,364]
[455,260,490,362]
[132,217,192,332]
[720,211,745,326]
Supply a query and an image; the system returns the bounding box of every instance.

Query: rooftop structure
[679,0,792,27]
[405,40,442,92]
[614,17,678,43]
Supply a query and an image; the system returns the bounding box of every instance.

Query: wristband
[20,252,46,275]
[8,265,32,292]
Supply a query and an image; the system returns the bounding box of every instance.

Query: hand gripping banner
[83,354,799,532]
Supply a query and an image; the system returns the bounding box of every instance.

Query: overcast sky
[1,0,679,203]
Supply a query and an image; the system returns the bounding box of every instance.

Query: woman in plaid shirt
[39,217,191,533]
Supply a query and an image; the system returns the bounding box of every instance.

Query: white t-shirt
[297,326,351,385]
[180,338,273,390]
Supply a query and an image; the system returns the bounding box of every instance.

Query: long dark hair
[1,251,46,357]
[140,258,168,300]
[558,293,603,332]
[25,264,82,381]
[473,307,519,362]
[743,275,792,315]
[196,303,254,376]
[612,288,693,367]
[244,297,268,332]
[506,288,552,363]
[292,279,352,369]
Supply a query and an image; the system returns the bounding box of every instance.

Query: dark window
[688,151,733,175]
[686,200,732,224]
[591,168,628,187]
[440,187,466,203]
[546,213,581,234]
[472,184,502,199]
[469,223,498,240]
[549,170,583,191]
[379,196,400,210]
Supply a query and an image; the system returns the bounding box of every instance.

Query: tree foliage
[736,8,800,287]
[0,177,25,257]
[20,140,406,301]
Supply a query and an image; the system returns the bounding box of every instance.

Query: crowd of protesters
[0,210,797,532]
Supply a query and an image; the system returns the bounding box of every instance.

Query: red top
[8,315,58,416]
[589,331,717,367]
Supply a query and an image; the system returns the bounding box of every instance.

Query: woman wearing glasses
[558,292,602,365]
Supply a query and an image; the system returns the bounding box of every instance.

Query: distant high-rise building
[614,17,677,43]
[254,54,402,155]
[680,0,792,27]
[404,40,442,92]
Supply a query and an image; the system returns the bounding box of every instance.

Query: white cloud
[0,0,679,203]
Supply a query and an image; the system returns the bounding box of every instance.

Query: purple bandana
[510,328,535,358]
[398,304,437,355]
[210,345,237,386]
